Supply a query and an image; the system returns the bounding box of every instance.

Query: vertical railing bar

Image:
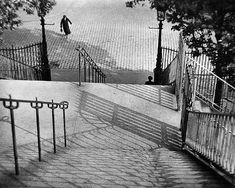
[59,101,68,147]
[92,66,94,82]
[10,104,19,175]
[88,62,91,83]
[52,103,56,153]
[84,57,86,82]
[48,100,57,153]
[78,51,81,86]
[30,97,43,161]
[2,95,19,175]
[63,108,66,147]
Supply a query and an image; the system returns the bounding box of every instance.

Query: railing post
[78,51,81,86]
[30,98,43,161]
[88,63,91,82]
[2,95,19,175]
[92,66,94,82]
[84,58,86,82]
[95,68,97,83]
[59,101,69,147]
[98,70,100,83]
[47,100,58,153]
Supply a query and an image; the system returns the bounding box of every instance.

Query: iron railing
[0,95,69,175]
[182,110,235,184]
[75,46,106,85]
[162,46,178,70]
[186,56,235,113]
[166,33,235,114]
[0,43,43,80]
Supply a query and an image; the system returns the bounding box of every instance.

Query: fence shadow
[0,89,230,187]
[106,84,177,110]
[76,90,182,150]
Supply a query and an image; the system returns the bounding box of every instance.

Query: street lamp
[39,11,51,81]
[153,2,167,84]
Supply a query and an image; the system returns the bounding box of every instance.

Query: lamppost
[153,3,167,84]
[40,13,51,81]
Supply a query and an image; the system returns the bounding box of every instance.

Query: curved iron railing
[0,43,44,80]
[75,46,106,85]
[0,95,69,175]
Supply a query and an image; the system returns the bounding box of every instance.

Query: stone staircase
[0,80,232,187]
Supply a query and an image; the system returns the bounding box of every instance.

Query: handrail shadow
[77,90,182,150]
[106,84,177,110]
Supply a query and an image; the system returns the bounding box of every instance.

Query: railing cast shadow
[0,95,69,175]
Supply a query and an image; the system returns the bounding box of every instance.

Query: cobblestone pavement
[1,0,179,75]
[0,81,232,187]
[0,109,230,188]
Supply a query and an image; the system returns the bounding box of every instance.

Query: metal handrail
[0,95,69,175]
[182,110,235,185]
[187,56,235,90]
[75,46,106,85]
[186,56,235,113]
[0,43,43,80]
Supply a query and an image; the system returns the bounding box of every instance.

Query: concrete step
[0,135,230,187]
[0,80,231,187]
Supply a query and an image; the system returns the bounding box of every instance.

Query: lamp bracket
[45,23,55,25]
[149,26,160,30]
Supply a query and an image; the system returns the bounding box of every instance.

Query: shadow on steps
[74,90,182,150]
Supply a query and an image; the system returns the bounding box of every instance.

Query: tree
[128,0,235,105]
[23,0,56,81]
[0,0,56,80]
[0,0,56,30]
[0,0,24,30]
[23,0,56,17]
[150,0,235,106]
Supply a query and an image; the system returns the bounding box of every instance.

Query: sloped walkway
[1,0,180,84]
[0,80,231,187]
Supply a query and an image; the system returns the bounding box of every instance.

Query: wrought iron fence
[162,46,178,70]
[75,46,106,85]
[0,95,69,175]
[0,43,43,80]
[183,110,235,184]
[162,47,214,73]
[186,56,235,113]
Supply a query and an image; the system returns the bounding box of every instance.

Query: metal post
[40,16,51,81]
[154,20,163,84]
[62,109,66,147]
[92,66,94,82]
[95,68,97,83]
[52,107,56,153]
[78,52,81,86]
[59,101,69,147]
[47,100,58,153]
[88,64,91,82]
[30,98,43,161]
[3,96,19,175]
[84,58,86,82]
[10,108,19,175]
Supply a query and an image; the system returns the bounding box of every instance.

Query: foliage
[23,0,56,17]
[0,0,24,29]
[0,0,56,30]
[159,0,235,85]
[127,0,235,85]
